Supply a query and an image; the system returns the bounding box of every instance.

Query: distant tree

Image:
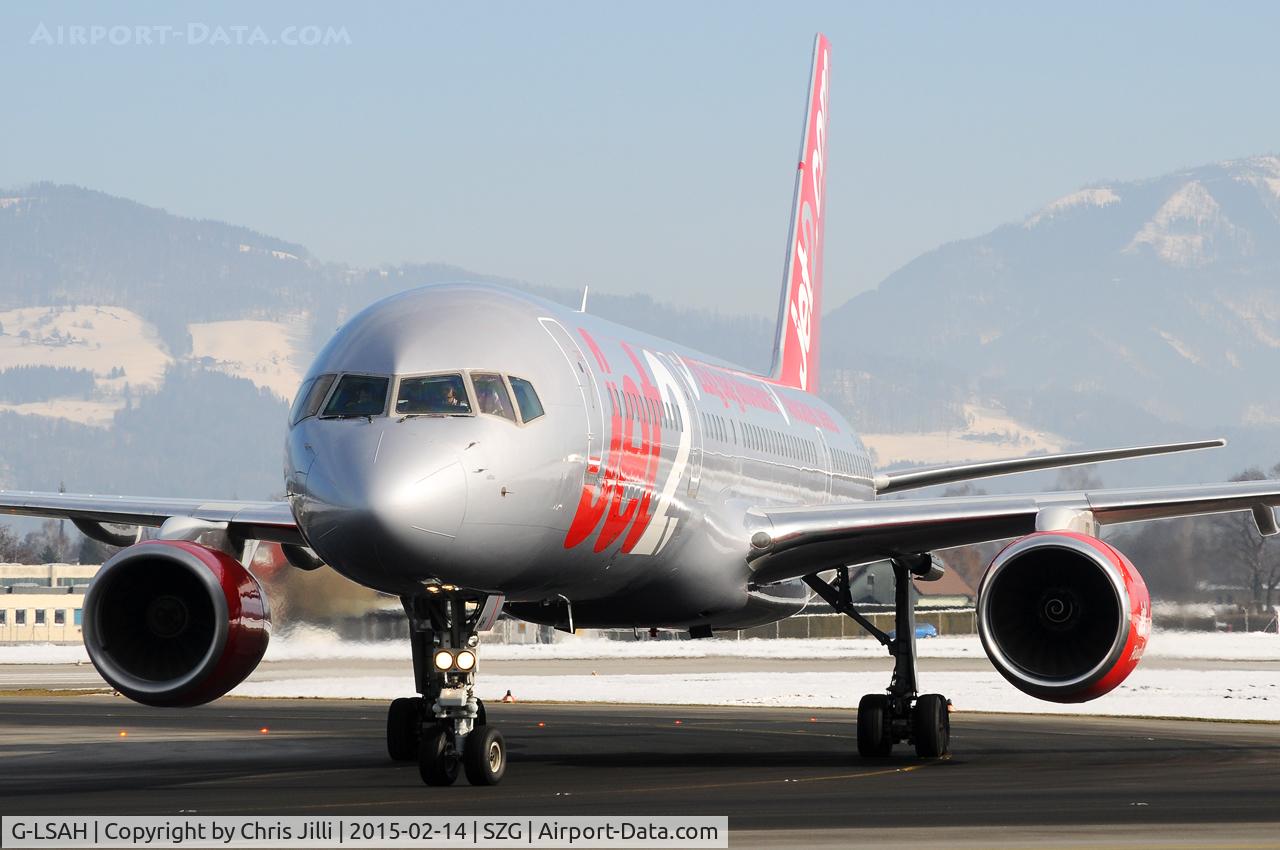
[1107,516,1202,601]
[77,534,117,566]
[1054,464,1103,491]
[0,524,31,562]
[1213,464,1280,614]
[0,365,96,403]
[935,483,1006,588]
[19,519,76,564]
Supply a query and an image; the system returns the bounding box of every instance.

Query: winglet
[874,439,1226,495]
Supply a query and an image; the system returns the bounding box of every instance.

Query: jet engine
[83,540,270,707]
[977,531,1150,703]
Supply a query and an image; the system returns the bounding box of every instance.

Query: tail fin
[769,33,830,394]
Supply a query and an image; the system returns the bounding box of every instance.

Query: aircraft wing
[745,480,1280,584]
[0,489,304,546]
[872,438,1225,495]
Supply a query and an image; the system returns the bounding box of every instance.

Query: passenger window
[509,376,545,422]
[291,373,336,425]
[396,373,471,416]
[473,373,517,421]
[322,374,388,418]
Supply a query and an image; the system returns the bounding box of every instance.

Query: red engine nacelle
[83,540,270,707]
[977,531,1150,703]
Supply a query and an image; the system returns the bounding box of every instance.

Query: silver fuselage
[286,284,874,629]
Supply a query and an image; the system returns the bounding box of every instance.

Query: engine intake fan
[977,531,1150,703]
[83,539,270,707]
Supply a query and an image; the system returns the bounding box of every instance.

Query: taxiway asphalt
[1,696,1278,847]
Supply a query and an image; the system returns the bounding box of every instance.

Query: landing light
[433,649,455,671]
[455,650,477,671]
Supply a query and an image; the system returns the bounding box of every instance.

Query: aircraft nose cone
[294,425,467,591]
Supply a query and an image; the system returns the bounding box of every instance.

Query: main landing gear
[386,593,506,786]
[804,555,951,759]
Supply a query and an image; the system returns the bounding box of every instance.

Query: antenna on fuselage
[578,285,589,313]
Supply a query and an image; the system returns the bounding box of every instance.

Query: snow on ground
[1220,291,1280,350]
[1125,180,1247,268]
[187,317,305,400]
[4,630,1276,721]
[0,399,126,427]
[230,669,1280,723]
[239,630,1280,722]
[4,629,1275,666]
[1156,329,1202,365]
[0,644,87,664]
[862,404,1067,467]
[1024,187,1120,228]
[0,306,171,424]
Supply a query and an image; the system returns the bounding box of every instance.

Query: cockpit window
[322,374,389,418]
[508,376,544,422]
[290,373,336,425]
[472,373,517,421]
[396,373,472,416]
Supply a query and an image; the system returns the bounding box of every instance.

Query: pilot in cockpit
[479,387,502,416]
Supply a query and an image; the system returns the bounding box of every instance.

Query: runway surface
[2,696,1278,847]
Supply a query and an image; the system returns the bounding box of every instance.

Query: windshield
[509,376,544,422]
[396,374,472,416]
[322,374,389,418]
[290,373,336,425]
[473,373,517,421]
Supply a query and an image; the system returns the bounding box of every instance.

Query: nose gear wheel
[387,593,506,786]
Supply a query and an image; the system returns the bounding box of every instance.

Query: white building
[0,563,100,644]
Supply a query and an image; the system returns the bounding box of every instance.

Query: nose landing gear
[388,592,505,786]
[805,555,952,759]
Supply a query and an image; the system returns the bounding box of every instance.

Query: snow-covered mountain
[2,159,1279,501]
[822,155,1280,476]
[0,184,771,500]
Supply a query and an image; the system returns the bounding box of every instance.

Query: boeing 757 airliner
[3,34,1277,786]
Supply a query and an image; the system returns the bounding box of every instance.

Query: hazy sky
[3,1,1279,315]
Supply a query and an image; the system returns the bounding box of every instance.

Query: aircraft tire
[419,725,459,786]
[912,693,950,758]
[387,697,422,762]
[857,694,892,757]
[463,726,507,786]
